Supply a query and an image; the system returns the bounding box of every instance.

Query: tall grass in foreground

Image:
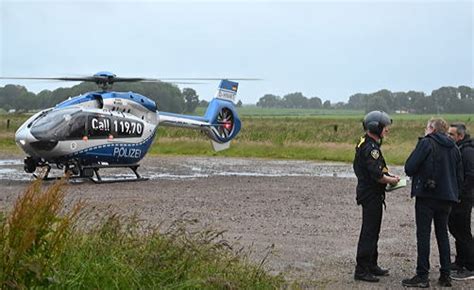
[0,180,283,289]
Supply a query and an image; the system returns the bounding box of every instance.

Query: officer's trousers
[415,197,452,278]
[448,197,474,271]
[355,195,383,274]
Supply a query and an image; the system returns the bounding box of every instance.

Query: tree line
[2,82,473,114]
[257,86,474,113]
[0,82,200,113]
[257,93,332,109]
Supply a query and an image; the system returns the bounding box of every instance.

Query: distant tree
[347,93,369,110]
[393,92,410,111]
[371,90,394,112]
[458,85,473,100]
[458,98,474,113]
[257,94,281,108]
[308,97,322,109]
[182,88,199,113]
[431,86,460,113]
[323,100,331,109]
[282,92,307,108]
[366,95,390,113]
[406,92,429,113]
[333,101,346,109]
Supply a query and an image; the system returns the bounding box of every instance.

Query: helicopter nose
[15,126,40,154]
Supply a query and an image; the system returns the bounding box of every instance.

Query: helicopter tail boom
[158,98,241,148]
[158,81,241,151]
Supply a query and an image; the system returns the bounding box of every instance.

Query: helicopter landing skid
[33,164,149,183]
[87,164,149,184]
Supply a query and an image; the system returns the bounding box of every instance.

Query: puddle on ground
[0,157,405,181]
[0,159,23,166]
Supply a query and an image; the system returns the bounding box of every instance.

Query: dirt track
[0,155,471,288]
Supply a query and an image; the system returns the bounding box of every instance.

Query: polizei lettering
[113,147,142,159]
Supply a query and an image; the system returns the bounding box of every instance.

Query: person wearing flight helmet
[353,111,400,283]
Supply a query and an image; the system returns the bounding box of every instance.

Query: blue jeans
[415,197,452,278]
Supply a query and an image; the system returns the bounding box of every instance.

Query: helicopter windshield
[31,108,87,141]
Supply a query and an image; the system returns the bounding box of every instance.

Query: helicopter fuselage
[16,91,159,166]
[12,77,241,182]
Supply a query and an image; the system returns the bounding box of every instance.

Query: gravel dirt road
[0,155,471,288]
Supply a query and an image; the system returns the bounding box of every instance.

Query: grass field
[1,109,472,165]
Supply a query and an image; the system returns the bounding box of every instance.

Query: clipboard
[386,178,407,192]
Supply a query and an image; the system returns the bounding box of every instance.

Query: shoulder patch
[370,149,380,160]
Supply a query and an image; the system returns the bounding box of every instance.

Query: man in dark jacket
[448,123,474,280]
[353,111,400,283]
[402,118,463,288]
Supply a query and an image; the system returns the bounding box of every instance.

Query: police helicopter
[1,71,245,183]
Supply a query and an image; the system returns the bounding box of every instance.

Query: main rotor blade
[0,76,261,83]
[155,78,262,81]
[0,76,95,82]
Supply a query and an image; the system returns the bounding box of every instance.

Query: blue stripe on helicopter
[56,91,157,112]
[63,132,156,165]
[218,80,238,92]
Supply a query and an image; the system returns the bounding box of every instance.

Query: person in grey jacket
[402,118,463,288]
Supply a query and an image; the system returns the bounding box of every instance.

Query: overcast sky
[0,0,472,104]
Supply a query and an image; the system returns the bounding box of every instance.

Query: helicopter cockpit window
[66,114,87,139]
[30,109,86,141]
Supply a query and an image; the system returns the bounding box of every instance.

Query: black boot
[401,275,429,288]
[354,272,380,282]
[450,262,463,272]
[370,265,389,276]
[438,274,452,287]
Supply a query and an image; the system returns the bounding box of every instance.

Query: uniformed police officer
[353,111,400,283]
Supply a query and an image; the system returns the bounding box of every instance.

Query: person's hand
[390,176,400,185]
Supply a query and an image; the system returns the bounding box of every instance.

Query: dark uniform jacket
[458,135,474,201]
[353,134,388,205]
[405,132,463,202]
